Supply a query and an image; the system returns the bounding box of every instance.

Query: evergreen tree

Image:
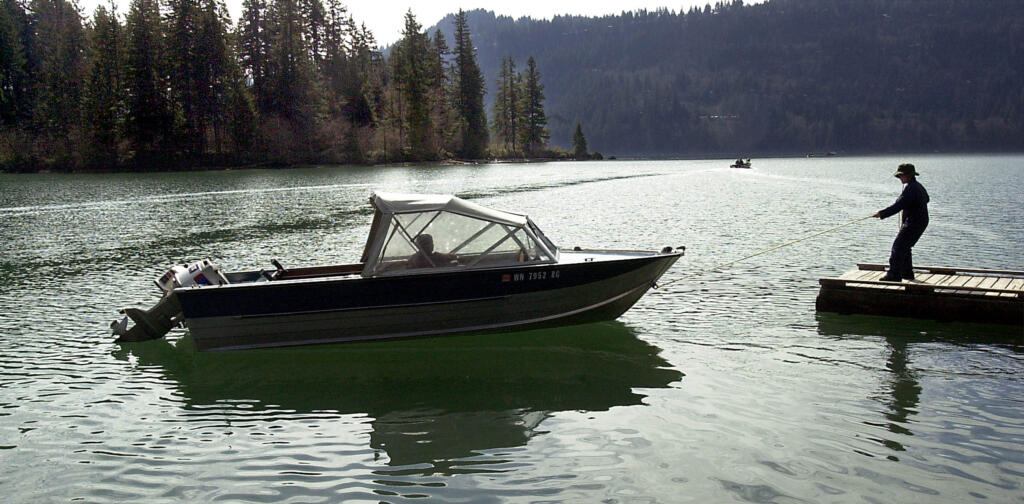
[165,0,249,160]
[341,19,380,161]
[392,10,432,160]
[338,15,375,129]
[491,56,520,153]
[299,0,326,70]
[195,0,236,154]
[518,56,548,155]
[82,4,123,167]
[238,0,270,116]
[572,122,587,159]
[451,9,487,158]
[166,0,203,154]
[124,0,170,161]
[266,0,319,124]
[318,0,345,115]
[29,0,86,134]
[428,28,453,152]
[222,48,256,156]
[0,0,29,124]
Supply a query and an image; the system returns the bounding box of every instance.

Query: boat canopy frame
[360,193,558,277]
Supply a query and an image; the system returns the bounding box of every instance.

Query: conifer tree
[338,15,375,129]
[124,0,170,161]
[300,0,326,69]
[392,10,432,160]
[266,0,319,125]
[195,0,235,154]
[491,56,520,153]
[428,28,453,152]
[238,0,270,116]
[166,0,203,154]
[519,56,548,155]
[0,0,30,124]
[222,50,256,156]
[572,123,588,159]
[29,0,86,134]
[82,4,123,167]
[451,9,487,158]
[318,0,346,114]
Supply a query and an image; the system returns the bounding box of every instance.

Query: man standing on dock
[873,163,930,281]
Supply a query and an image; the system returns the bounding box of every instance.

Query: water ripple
[1,158,1022,502]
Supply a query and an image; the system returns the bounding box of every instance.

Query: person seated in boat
[407,234,457,269]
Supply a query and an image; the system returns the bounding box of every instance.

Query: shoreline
[3,150,1022,175]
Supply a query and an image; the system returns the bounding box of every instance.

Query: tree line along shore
[0,0,599,173]
[8,0,1018,173]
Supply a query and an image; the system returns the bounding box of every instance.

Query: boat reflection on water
[113,322,682,473]
[815,313,1021,459]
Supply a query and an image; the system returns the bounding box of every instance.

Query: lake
[1,155,1021,503]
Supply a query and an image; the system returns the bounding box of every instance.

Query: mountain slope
[427,0,1023,156]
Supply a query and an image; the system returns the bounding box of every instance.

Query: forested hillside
[2,0,1021,172]
[0,1,510,171]
[432,0,1024,156]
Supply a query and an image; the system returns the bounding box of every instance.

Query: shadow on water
[815,312,1023,349]
[816,313,1022,460]
[112,322,682,473]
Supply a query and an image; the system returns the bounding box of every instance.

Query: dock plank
[989,277,1006,297]
[857,263,1024,276]
[991,277,1012,290]
[841,270,876,281]
[957,276,985,295]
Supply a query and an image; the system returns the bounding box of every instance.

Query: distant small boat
[730,158,752,169]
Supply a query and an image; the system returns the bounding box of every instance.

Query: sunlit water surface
[1,155,1022,503]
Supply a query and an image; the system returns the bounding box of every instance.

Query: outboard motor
[155,259,229,293]
[112,260,228,342]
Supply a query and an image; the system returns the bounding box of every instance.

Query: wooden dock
[816,264,1024,325]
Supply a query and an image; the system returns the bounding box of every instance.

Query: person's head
[893,163,919,183]
[415,234,434,254]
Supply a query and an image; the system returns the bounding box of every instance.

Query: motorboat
[112,192,684,351]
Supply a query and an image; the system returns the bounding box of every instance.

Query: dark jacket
[878,178,929,229]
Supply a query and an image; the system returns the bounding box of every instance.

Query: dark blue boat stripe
[234,294,509,319]
[176,255,675,319]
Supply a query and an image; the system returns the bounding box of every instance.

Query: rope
[656,214,874,289]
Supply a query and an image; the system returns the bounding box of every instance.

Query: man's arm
[876,186,911,219]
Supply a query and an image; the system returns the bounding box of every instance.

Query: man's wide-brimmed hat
[893,163,919,177]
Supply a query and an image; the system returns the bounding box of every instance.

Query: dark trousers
[887,224,927,279]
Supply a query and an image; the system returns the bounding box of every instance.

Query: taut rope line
[656,214,874,289]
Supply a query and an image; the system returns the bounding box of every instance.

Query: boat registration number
[502,270,560,282]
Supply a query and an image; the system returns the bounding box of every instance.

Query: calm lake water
[1,155,1022,503]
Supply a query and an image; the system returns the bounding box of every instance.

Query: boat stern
[112,259,229,343]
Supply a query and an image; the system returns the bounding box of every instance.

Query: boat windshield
[363,194,557,276]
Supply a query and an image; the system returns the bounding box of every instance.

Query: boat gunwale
[174,249,682,294]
